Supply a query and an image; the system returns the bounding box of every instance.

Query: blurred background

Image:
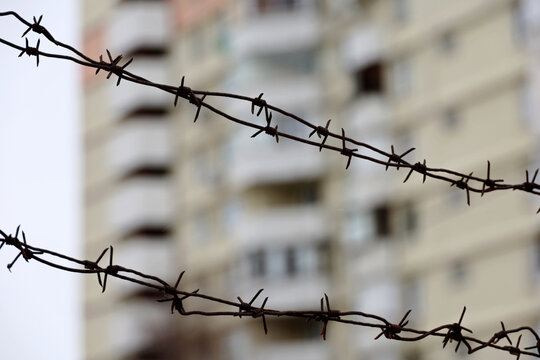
[2,0,540,359]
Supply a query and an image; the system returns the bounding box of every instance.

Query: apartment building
[83,0,177,358]
[84,0,335,359]
[83,0,539,360]
[335,1,540,360]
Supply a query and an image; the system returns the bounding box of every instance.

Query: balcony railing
[112,300,172,358]
[108,1,169,55]
[233,205,327,246]
[345,96,388,136]
[229,143,323,187]
[342,25,383,71]
[233,5,320,56]
[109,119,172,178]
[234,274,329,310]
[114,238,175,294]
[110,177,173,237]
[109,58,170,119]
[252,340,330,360]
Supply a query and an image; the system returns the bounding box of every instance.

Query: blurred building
[83,0,540,360]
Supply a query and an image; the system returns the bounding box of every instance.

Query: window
[249,249,266,277]
[451,261,468,283]
[392,0,409,23]
[354,61,385,95]
[222,199,241,233]
[374,204,391,237]
[297,244,318,274]
[256,0,298,14]
[285,246,297,276]
[440,32,457,54]
[392,58,412,96]
[443,108,460,129]
[344,211,374,246]
[317,241,330,273]
[400,202,417,236]
[257,50,316,74]
[268,249,285,277]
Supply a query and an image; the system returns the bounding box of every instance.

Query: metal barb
[340,128,358,169]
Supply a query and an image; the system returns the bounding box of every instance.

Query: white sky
[0,1,81,359]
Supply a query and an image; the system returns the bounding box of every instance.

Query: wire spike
[249,289,264,305]
[175,270,185,288]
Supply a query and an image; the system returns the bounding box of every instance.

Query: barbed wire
[1,226,540,357]
[0,11,539,213]
[1,10,540,357]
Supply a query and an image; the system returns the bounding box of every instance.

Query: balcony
[110,177,173,238]
[234,205,327,247]
[252,341,330,360]
[345,96,388,136]
[233,5,320,57]
[230,143,323,188]
[226,65,321,109]
[112,300,172,358]
[109,119,172,178]
[227,111,324,187]
[235,274,329,310]
[114,237,175,295]
[109,57,170,119]
[342,25,383,71]
[108,1,170,55]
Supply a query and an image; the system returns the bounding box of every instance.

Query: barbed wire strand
[1,11,540,357]
[1,227,540,357]
[0,11,539,213]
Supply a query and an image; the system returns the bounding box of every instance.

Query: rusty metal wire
[0,11,539,212]
[2,226,540,357]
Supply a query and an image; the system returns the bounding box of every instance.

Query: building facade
[83,0,539,359]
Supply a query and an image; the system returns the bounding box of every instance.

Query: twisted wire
[0,11,539,213]
[1,227,540,358]
[1,10,540,357]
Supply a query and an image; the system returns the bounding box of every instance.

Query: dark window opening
[265,318,320,341]
[121,106,168,121]
[125,46,167,58]
[122,288,161,302]
[121,165,171,181]
[374,204,391,237]
[121,224,171,241]
[354,62,384,95]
